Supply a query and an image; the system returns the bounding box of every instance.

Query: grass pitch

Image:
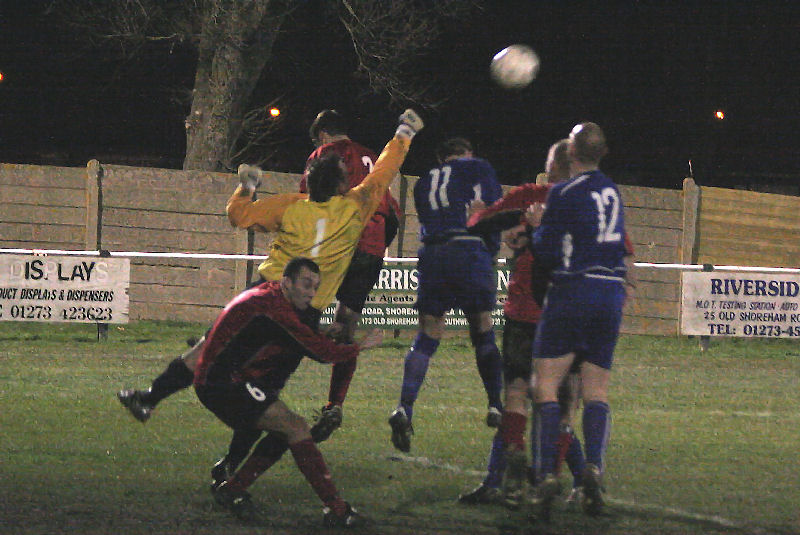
[1,321,798,535]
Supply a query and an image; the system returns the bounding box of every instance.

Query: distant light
[0,71,4,83]
[715,110,725,120]
[269,107,280,118]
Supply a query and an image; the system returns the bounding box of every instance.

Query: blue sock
[582,401,611,471]
[399,332,439,422]
[528,413,538,484]
[483,432,506,488]
[471,330,503,410]
[565,428,586,487]
[533,402,561,479]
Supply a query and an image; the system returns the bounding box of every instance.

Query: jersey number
[311,218,326,257]
[427,166,452,210]
[362,155,374,172]
[590,188,621,243]
[246,382,266,402]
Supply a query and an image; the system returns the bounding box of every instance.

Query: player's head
[309,109,348,147]
[306,152,348,202]
[544,138,571,183]
[436,137,473,163]
[568,122,607,168]
[281,257,321,310]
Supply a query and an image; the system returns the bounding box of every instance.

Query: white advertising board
[0,255,130,323]
[680,271,800,337]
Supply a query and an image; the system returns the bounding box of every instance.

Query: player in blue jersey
[526,122,633,520]
[388,137,504,453]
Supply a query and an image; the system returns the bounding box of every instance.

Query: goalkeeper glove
[395,109,424,140]
[237,164,263,192]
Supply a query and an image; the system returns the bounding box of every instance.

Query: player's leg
[529,352,573,519]
[211,428,263,490]
[389,313,443,452]
[558,371,586,502]
[459,241,504,425]
[466,312,504,425]
[117,337,203,422]
[496,319,536,507]
[575,279,624,515]
[458,430,504,505]
[260,400,359,526]
[212,393,358,527]
[312,252,383,442]
[578,361,611,515]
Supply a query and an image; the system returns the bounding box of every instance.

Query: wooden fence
[3,161,799,334]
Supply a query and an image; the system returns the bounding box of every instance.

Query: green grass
[1,322,799,534]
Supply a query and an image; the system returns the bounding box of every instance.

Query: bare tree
[48,0,481,171]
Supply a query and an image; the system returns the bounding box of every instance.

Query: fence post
[681,177,700,265]
[86,160,108,341]
[86,160,103,251]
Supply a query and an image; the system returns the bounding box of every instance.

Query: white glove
[237,164,263,191]
[395,109,424,140]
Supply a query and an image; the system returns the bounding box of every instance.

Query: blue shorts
[414,237,496,316]
[533,277,625,370]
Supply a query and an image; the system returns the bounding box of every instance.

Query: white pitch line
[384,452,751,532]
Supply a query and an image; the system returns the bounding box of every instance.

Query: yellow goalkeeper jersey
[227,135,410,311]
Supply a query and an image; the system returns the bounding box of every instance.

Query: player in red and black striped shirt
[195,257,382,527]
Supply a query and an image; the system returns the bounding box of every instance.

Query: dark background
[1,1,798,190]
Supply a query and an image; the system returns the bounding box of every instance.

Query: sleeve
[623,232,635,256]
[268,303,360,364]
[226,186,307,232]
[529,189,565,270]
[346,136,411,227]
[467,183,550,227]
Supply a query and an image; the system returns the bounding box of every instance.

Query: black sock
[142,358,194,406]
[226,429,264,470]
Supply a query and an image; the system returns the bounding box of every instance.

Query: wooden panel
[128,282,232,307]
[131,263,235,287]
[702,186,800,209]
[0,185,86,207]
[0,163,86,189]
[103,207,232,234]
[0,239,84,250]
[0,222,85,244]
[103,165,233,194]
[699,214,800,240]
[102,226,238,253]
[626,207,682,228]
[701,197,800,223]
[102,187,231,214]
[620,315,678,336]
[0,204,85,226]
[619,185,683,210]
[635,281,680,301]
[627,225,682,248]
[625,297,679,320]
[130,302,219,323]
[636,266,680,284]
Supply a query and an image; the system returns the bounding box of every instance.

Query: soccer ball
[490,44,540,89]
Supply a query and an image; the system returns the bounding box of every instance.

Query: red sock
[289,439,346,515]
[500,411,527,452]
[329,358,357,405]
[224,455,279,494]
[554,428,574,475]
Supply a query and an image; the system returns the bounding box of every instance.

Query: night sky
[1,1,798,190]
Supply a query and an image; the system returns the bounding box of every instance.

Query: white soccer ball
[490,44,540,89]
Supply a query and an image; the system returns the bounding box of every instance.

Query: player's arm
[467,183,551,231]
[622,233,637,301]
[528,191,565,270]
[349,110,423,226]
[226,186,306,233]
